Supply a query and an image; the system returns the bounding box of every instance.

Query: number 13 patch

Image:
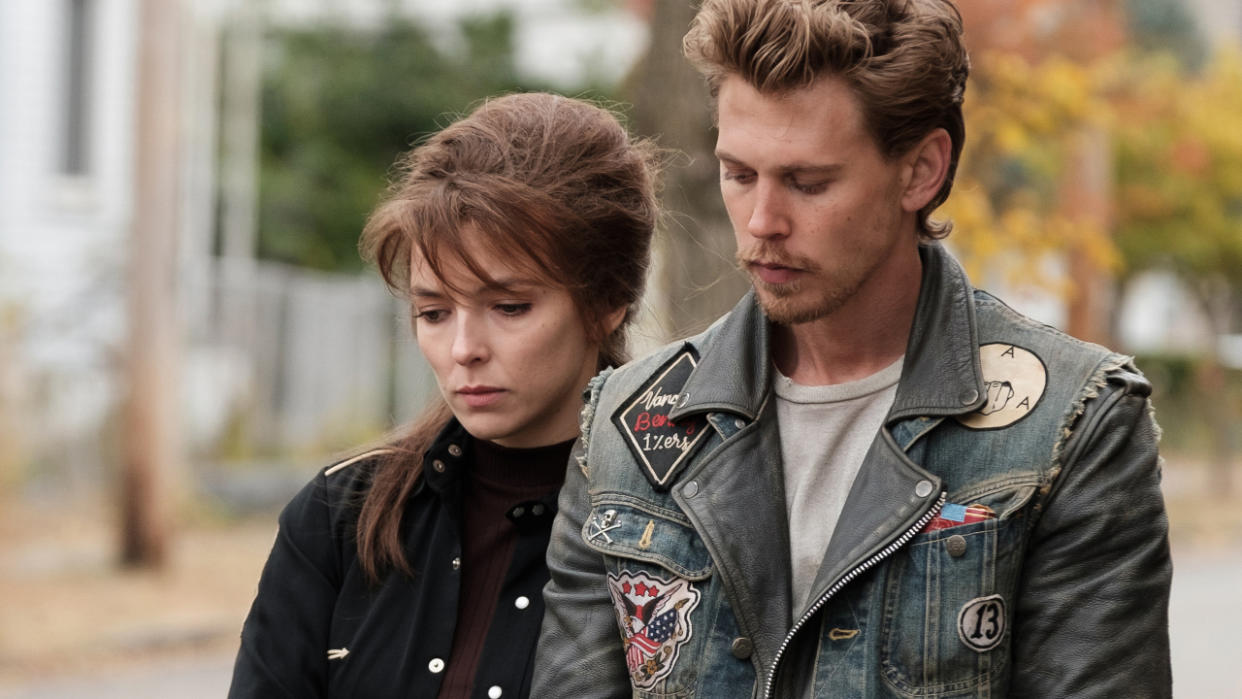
[957,594,1006,652]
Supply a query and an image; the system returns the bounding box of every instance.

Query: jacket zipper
[760,491,946,699]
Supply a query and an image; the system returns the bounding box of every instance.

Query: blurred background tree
[253,12,590,272]
[1112,48,1242,494]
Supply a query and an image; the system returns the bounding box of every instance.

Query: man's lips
[456,386,506,408]
[748,261,803,285]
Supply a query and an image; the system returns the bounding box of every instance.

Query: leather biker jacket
[534,243,1172,698]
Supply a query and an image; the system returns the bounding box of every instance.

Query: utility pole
[122,0,183,567]
[1062,125,1115,347]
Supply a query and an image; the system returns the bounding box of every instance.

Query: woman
[229,92,659,699]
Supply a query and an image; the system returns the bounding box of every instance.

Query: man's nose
[450,314,490,366]
[747,180,790,240]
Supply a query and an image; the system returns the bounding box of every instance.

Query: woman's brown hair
[354,92,660,581]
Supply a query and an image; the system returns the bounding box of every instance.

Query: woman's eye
[495,303,532,317]
[415,309,446,323]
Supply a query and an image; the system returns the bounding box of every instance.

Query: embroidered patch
[956,344,1047,430]
[607,570,702,690]
[921,503,995,533]
[586,508,621,544]
[613,349,709,491]
[957,594,1006,652]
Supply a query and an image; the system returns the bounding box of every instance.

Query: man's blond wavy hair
[684,0,970,238]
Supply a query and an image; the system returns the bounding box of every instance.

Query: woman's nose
[450,314,490,366]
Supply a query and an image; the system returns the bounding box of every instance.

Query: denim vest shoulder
[906,288,1132,509]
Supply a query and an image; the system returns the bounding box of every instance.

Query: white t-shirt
[775,357,903,616]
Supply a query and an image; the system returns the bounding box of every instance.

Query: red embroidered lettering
[634,412,651,431]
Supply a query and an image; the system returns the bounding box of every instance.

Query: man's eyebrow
[778,163,843,177]
[715,149,843,176]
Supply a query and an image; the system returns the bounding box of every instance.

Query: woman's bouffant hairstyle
[684,0,969,238]
[353,93,660,582]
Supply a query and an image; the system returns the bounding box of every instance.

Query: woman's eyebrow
[411,277,540,299]
[411,286,447,299]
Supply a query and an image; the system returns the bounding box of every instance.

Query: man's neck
[772,246,922,386]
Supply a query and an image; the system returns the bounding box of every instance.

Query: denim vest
[535,243,1171,698]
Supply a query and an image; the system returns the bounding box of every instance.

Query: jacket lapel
[801,429,940,612]
[674,400,793,673]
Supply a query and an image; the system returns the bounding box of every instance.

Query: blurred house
[0,0,645,491]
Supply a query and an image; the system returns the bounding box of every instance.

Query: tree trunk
[624,0,749,352]
[122,0,183,568]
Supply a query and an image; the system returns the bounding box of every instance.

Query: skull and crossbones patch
[607,570,702,689]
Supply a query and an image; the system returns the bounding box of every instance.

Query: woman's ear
[603,305,629,336]
[901,127,952,214]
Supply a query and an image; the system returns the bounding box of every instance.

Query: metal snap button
[532,504,546,516]
[512,506,526,517]
[514,595,530,610]
[915,480,934,498]
[946,535,968,557]
[451,557,461,571]
[448,444,462,457]
[731,636,754,659]
[960,388,980,405]
[734,418,746,430]
[432,459,446,473]
[428,657,445,673]
[683,480,699,498]
[488,687,503,699]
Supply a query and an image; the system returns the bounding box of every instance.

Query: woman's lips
[457,386,506,408]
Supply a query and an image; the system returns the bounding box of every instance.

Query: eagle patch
[607,569,702,689]
[613,349,708,491]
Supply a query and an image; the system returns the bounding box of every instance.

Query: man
[534,0,1172,696]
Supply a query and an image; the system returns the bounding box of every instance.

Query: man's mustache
[735,243,821,274]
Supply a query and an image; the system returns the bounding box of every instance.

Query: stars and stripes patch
[607,569,702,690]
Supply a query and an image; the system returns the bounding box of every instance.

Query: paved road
[3,549,1238,698]
[0,654,234,699]
[1169,549,1242,698]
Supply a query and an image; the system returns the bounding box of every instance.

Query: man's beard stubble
[735,242,863,326]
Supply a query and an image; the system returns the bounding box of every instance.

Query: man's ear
[901,128,952,214]
[603,305,629,336]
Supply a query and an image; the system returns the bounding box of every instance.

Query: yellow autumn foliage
[940,44,1242,296]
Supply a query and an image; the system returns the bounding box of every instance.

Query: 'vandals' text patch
[613,349,708,491]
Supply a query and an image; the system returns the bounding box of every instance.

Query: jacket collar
[671,292,771,421]
[423,418,472,495]
[672,243,984,421]
[889,242,985,419]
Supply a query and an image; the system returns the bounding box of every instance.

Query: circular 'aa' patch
[956,343,1047,430]
[957,594,1006,652]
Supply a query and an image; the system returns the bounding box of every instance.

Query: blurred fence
[2,257,436,502]
[187,258,435,461]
